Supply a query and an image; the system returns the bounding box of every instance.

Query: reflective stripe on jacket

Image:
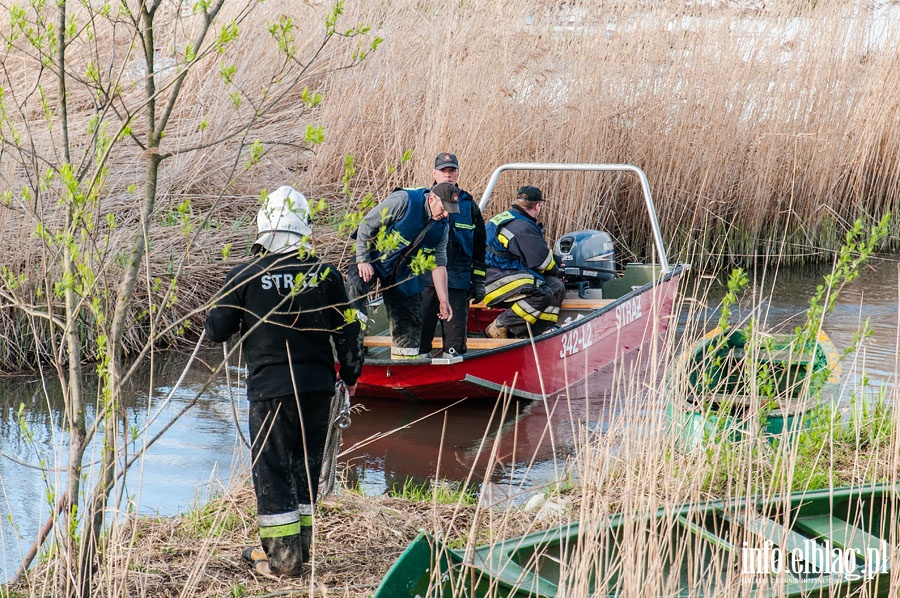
[485,208,556,275]
[483,206,557,306]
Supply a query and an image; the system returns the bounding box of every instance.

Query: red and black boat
[354,163,688,401]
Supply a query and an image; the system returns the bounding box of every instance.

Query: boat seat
[363,336,520,349]
[470,298,613,310]
[731,512,831,570]
[794,514,887,556]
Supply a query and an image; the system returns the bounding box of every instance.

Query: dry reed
[306,0,900,263]
[2,0,899,366]
[6,259,900,596]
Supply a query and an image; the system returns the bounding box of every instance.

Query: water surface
[1,258,898,582]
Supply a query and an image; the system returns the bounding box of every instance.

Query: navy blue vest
[485,209,543,273]
[425,189,476,290]
[370,188,447,297]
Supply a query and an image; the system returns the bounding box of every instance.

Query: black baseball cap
[430,182,460,213]
[434,152,459,170]
[516,186,544,202]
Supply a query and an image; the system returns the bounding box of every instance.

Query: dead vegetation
[9,479,548,598]
[2,0,900,368]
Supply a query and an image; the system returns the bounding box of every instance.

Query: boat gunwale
[669,325,842,413]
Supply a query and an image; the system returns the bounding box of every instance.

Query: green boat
[665,327,842,451]
[375,483,897,597]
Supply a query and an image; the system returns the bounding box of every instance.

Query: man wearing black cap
[347,182,458,359]
[482,185,565,339]
[418,152,486,357]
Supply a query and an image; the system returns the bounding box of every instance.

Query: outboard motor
[554,230,615,298]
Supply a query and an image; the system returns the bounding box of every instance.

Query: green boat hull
[376,483,899,597]
[666,328,841,451]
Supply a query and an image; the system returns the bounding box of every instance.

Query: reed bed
[308,0,900,262]
[1,0,899,367]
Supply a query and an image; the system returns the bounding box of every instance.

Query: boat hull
[376,483,899,597]
[354,268,685,401]
[665,328,841,451]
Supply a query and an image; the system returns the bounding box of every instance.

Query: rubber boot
[262,533,305,576]
[300,526,313,563]
[242,546,274,576]
[485,320,508,339]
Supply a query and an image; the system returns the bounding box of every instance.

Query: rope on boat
[319,380,352,498]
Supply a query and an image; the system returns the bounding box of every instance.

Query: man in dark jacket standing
[205,185,363,576]
[418,152,486,357]
[483,185,565,339]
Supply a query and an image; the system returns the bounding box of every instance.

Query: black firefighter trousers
[346,264,422,358]
[419,285,471,355]
[249,390,332,575]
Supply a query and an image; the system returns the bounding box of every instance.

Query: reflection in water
[0,358,246,582]
[1,258,899,581]
[1,377,70,579]
[339,392,617,501]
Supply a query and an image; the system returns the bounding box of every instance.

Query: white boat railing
[477,162,671,274]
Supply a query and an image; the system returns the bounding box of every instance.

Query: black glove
[471,277,486,303]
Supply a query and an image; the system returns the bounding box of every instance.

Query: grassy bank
[4,480,507,598]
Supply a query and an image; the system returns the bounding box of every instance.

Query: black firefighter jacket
[205,253,363,401]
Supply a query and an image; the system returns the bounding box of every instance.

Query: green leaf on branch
[268,15,296,58]
[216,21,239,53]
[300,87,321,108]
[246,140,264,169]
[325,0,344,35]
[220,63,236,85]
[304,125,325,144]
[409,251,437,276]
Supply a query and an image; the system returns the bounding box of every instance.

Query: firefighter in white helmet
[205,185,363,575]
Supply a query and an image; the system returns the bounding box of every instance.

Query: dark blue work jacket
[485,209,543,278]
[425,189,477,290]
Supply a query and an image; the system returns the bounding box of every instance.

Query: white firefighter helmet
[252,185,313,254]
